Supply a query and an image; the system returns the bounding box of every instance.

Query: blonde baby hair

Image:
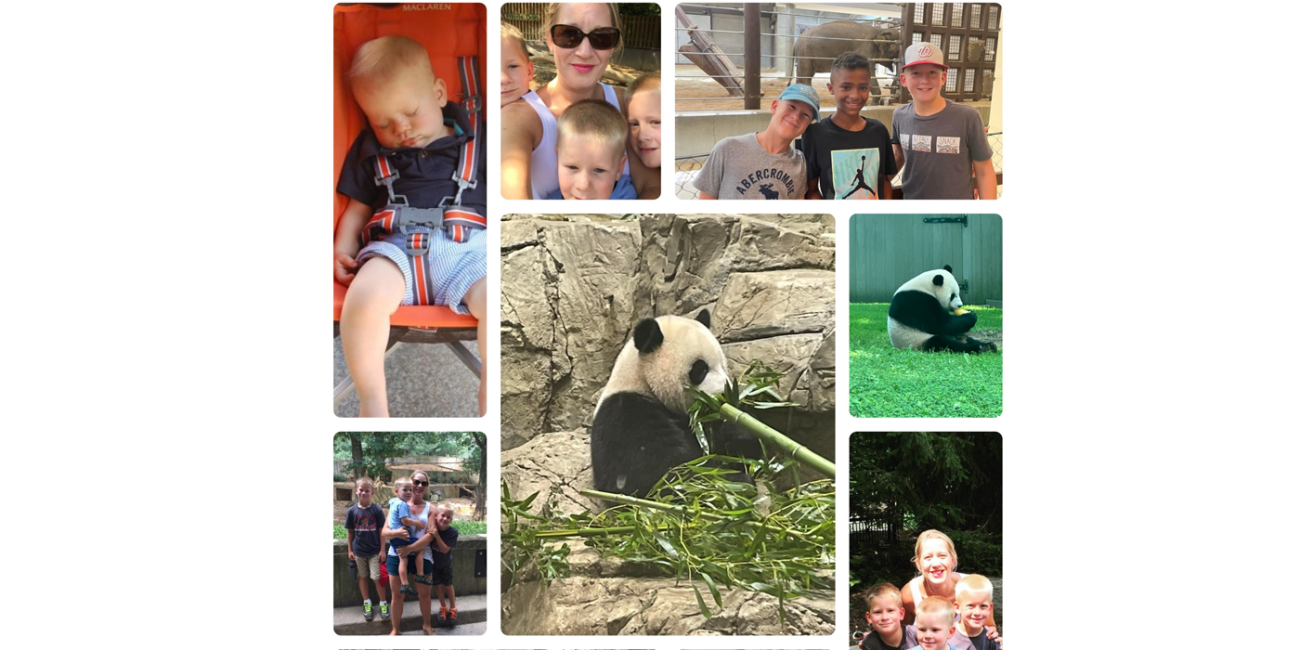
[916,595,957,626]
[955,574,994,604]
[349,35,436,89]
[556,98,627,158]
[392,476,413,490]
[912,529,959,568]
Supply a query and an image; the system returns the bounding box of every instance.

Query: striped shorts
[356,227,486,313]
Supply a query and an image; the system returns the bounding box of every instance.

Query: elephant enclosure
[675,65,841,112]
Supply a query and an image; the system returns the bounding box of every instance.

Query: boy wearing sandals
[345,478,390,621]
[428,503,460,625]
[385,478,427,596]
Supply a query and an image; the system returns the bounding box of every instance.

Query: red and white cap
[902,41,949,70]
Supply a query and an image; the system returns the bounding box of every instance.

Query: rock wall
[501,214,836,453]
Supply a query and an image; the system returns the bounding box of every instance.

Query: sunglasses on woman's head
[413,480,429,486]
[550,24,620,50]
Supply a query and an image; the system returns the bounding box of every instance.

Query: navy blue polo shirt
[336,102,487,216]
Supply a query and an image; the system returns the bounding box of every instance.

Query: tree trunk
[473,433,487,521]
[350,433,363,480]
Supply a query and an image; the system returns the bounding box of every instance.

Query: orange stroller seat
[333,3,487,402]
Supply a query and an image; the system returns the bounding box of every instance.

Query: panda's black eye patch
[689,359,709,385]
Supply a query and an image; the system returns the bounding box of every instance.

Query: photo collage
[331,2,1004,648]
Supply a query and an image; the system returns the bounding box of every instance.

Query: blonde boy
[910,596,959,650]
[624,73,661,199]
[500,23,534,107]
[384,477,426,596]
[427,503,461,625]
[890,41,996,200]
[549,99,635,200]
[334,35,488,418]
[345,477,389,621]
[952,575,1001,650]
[860,583,918,650]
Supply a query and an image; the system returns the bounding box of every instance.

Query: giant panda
[887,265,997,353]
[591,309,762,497]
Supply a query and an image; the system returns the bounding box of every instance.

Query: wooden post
[743,4,760,109]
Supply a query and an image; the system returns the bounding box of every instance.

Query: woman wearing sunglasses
[502,3,640,199]
[380,471,438,634]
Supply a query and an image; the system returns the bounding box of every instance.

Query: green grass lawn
[849,303,1002,418]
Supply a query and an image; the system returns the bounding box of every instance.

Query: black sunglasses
[550,24,620,50]
[413,480,429,487]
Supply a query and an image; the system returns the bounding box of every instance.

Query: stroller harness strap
[362,55,485,250]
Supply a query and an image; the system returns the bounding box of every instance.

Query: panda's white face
[641,315,729,412]
[897,267,964,312]
[598,312,730,414]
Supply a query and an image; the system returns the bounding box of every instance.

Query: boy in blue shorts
[801,52,896,200]
[385,478,425,597]
[334,35,488,417]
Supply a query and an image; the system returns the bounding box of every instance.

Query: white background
[3,1,1296,648]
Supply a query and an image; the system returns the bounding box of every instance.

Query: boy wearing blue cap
[891,41,996,200]
[695,84,820,200]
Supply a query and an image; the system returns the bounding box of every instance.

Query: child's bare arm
[334,198,375,285]
[697,190,717,200]
[973,158,997,199]
[400,516,424,530]
[428,526,450,553]
[346,529,356,560]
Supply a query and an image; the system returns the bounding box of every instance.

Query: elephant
[791,21,901,105]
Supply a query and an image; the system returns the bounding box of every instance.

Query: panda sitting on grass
[590,310,762,497]
[888,265,997,354]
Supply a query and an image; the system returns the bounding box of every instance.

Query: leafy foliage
[617,3,661,16]
[333,523,347,540]
[848,303,1002,417]
[848,432,1002,588]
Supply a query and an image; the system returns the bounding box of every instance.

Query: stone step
[333,593,486,635]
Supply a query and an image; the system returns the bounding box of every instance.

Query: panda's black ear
[695,309,711,329]
[932,274,945,286]
[943,264,953,273]
[633,318,664,353]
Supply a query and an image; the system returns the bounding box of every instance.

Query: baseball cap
[902,41,949,70]
[777,83,822,122]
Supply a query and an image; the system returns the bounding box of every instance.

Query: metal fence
[676,3,904,107]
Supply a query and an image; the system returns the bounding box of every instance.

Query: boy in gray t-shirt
[696,84,820,200]
[890,42,997,200]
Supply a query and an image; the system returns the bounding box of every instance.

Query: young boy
[385,478,426,597]
[860,583,918,650]
[345,478,390,621]
[891,41,996,200]
[333,35,488,417]
[427,503,461,625]
[801,52,897,200]
[910,595,960,650]
[501,23,534,108]
[695,84,820,200]
[951,575,1001,650]
[625,73,662,199]
[546,99,636,200]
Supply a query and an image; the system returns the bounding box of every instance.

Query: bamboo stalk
[718,404,836,478]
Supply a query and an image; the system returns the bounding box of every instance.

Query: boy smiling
[891,42,996,199]
[860,583,918,650]
[696,84,821,200]
[951,575,1001,650]
[910,596,960,650]
[801,52,896,199]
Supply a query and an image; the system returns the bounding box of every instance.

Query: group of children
[859,530,1003,650]
[345,477,461,629]
[698,41,996,201]
[500,23,662,201]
